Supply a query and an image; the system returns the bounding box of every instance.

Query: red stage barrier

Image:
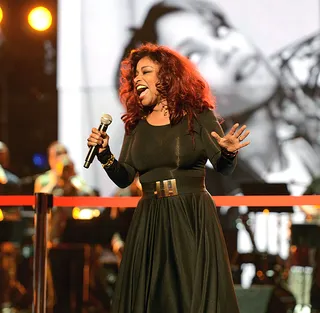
[1,193,319,313]
[0,194,320,207]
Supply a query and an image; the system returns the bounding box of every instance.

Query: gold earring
[162,105,168,116]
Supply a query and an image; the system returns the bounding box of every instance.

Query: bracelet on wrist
[222,148,238,158]
[101,154,115,169]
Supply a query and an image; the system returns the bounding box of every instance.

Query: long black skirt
[111,190,240,313]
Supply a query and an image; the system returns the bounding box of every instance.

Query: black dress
[98,108,240,313]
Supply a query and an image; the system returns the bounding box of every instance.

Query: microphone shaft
[84,123,109,169]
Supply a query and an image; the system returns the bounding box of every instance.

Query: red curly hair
[119,43,216,133]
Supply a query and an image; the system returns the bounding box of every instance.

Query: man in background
[0,141,20,194]
[34,141,95,242]
[34,141,95,313]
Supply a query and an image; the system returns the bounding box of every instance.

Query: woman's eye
[216,25,230,38]
[186,51,203,65]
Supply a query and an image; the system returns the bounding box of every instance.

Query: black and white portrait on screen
[57,0,320,288]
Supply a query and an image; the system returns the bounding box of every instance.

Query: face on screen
[156,10,279,116]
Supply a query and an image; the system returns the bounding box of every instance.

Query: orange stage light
[0,7,3,24]
[28,6,52,31]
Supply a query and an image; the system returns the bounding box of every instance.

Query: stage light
[263,208,270,215]
[28,6,52,31]
[0,7,3,24]
[72,207,81,220]
[32,153,47,168]
[72,207,100,220]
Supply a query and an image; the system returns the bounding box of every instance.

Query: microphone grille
[101,114,112,125]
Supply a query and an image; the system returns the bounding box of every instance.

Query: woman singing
[87,43,250,313]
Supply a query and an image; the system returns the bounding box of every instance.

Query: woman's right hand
[87,127,109,154]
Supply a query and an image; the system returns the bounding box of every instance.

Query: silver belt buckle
[154,179,178,198]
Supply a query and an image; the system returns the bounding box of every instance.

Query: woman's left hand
[211,123,250,153]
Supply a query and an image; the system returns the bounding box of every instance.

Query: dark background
[0,0,57,180]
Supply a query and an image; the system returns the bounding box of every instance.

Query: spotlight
[28,6,52,31]
[0,7,3,24]
[32,153,47,168]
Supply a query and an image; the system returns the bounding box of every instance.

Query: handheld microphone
[84,114,113,169]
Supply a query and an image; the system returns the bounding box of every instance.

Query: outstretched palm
[211,123,250,153]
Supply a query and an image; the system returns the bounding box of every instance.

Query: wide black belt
[141,177,206,199]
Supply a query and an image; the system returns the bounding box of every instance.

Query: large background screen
[58,0,320,198]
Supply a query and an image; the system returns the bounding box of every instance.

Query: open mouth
[137,85,148,98]
[235,56,260,82]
